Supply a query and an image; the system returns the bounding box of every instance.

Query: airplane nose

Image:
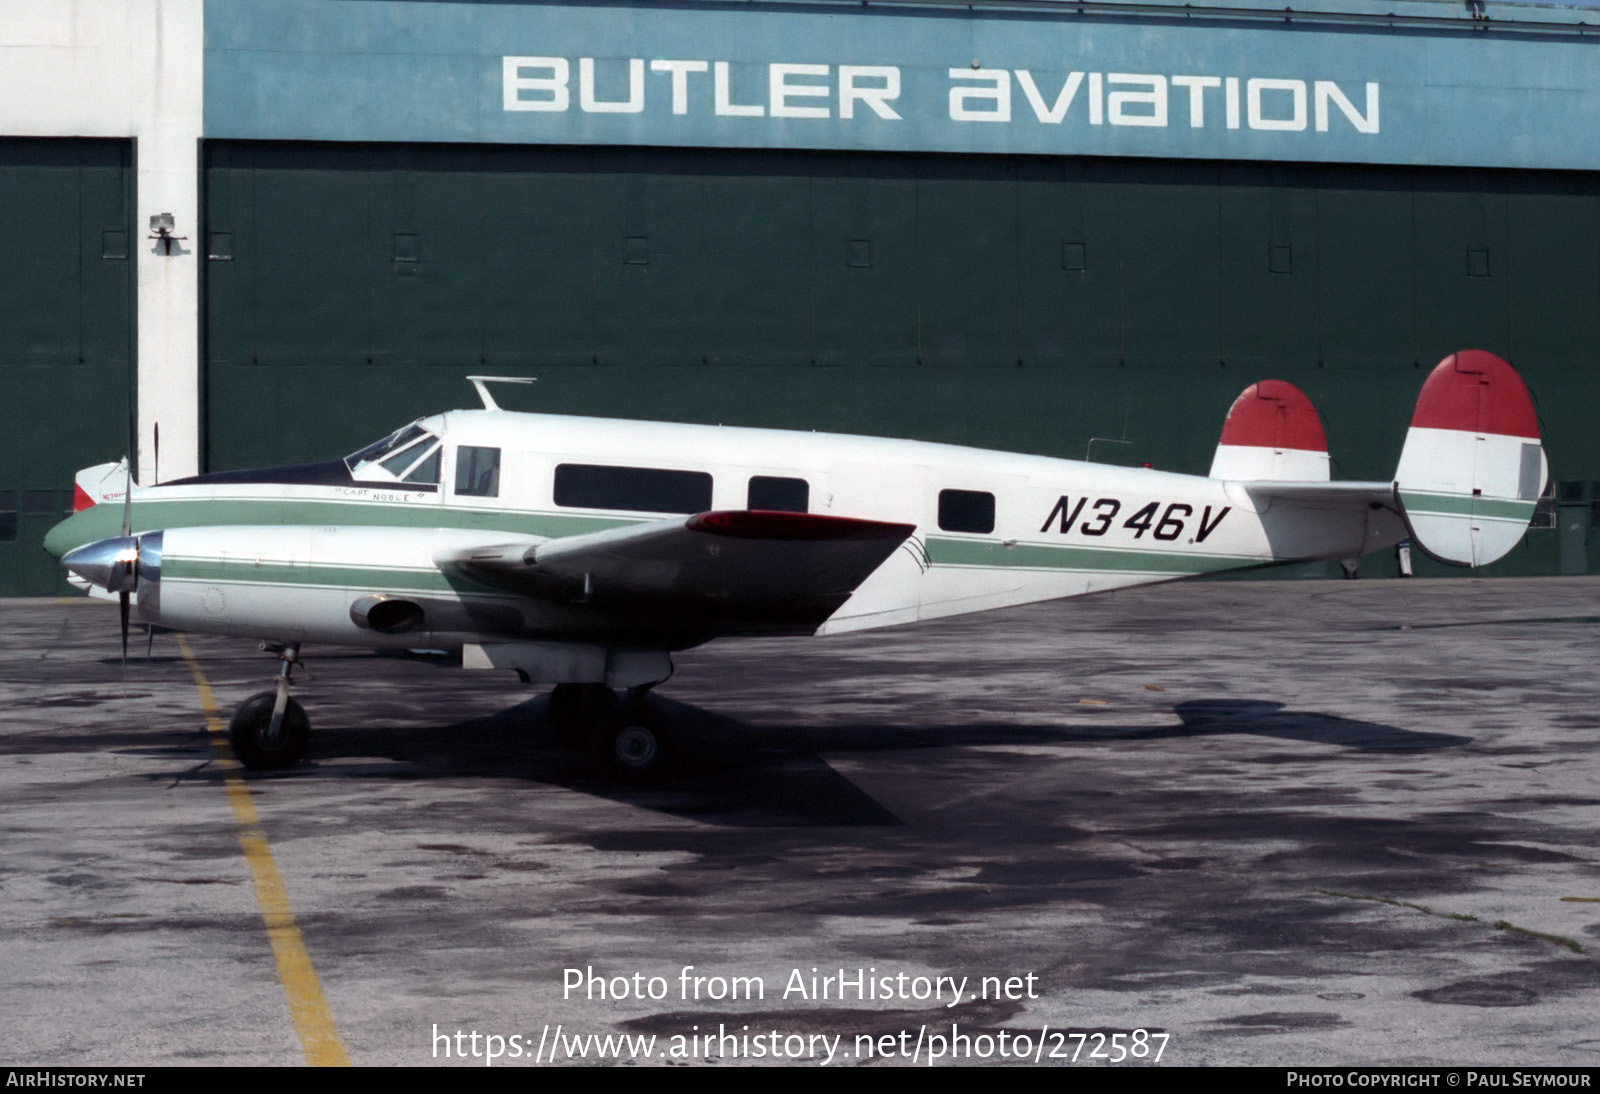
[61,536,140,593]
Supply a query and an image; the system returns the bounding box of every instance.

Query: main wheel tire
[228,690,310,770]
[547,683,616,747]
[596,702,671,783]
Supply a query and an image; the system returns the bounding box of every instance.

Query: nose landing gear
[228,643,310,770]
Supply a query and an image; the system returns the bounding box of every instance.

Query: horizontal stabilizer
[1209,380,1330,482]
[1240,480,1394,510]
[1394,350,1545,567]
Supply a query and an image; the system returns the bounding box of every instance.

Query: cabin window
[456,446,501,498]
[554,464,713,514]
[0,491,15,541]
[747,475,808,513]
[938,489,995,534]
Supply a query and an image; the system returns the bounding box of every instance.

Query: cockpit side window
[401,445,442,486]
[380,438,432,478]
[455,446,501,498]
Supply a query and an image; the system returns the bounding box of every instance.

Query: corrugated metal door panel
[1505,187,1600,372]
[204,155,255,370]
[1313,182,1413,370]
[1011,161,1072,370]
[1504,186,1600,484]
[479,149,603,370]
[0,147,86,368]
[0,139,132,595]
[1412,180,1511,364]
[250,167,373,367]
[915,159,1019,368]
[1217,179,1320,376]
[1114,165,1224,369]
[809,156,919,368]
[1064,166,1128,370]
[698,171,812,368]
[1013,160,1122,370]
[369,164,486,368]
[590,167,707,367]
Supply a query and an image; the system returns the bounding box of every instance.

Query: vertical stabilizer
[1209,380,1331,482]
[1394,350,1545,567]
[73,460,136,511]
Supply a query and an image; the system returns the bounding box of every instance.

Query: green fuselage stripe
[1398,492,1537,521]
[46,494,638,557]
[162,557,485,594]
[59,495,1261,585]
[924,537,1259,574]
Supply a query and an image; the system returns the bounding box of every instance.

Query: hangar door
[0,140,134,596]
[202,143,1596,575]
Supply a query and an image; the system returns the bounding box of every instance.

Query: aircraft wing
[438,510,917,635]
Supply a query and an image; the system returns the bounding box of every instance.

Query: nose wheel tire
[228,691,310,770]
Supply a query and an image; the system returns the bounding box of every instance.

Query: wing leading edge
[438,510,916,636]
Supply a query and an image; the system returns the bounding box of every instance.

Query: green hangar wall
[0,139,135,595]
[202,142,1597,577]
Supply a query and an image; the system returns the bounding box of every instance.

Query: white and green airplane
[45,351,1545,778]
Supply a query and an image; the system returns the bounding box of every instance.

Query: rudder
[1394,350,1545,567]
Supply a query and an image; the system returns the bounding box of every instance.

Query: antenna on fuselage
[466,375,535,411]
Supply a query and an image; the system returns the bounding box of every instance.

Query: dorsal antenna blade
[466,375,535,411]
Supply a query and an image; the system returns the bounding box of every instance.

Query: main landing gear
[547,683,671,782]
[228,642,310,770]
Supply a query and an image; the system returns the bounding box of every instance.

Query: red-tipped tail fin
[73,461,135,510]
[1395,350,1545,567]
[1209,379,1331,482]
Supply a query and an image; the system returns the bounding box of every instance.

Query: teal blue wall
[205,0,1600,171]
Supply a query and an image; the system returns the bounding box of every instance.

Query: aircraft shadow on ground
[153,693,1463,827]
[16,685,1469,826]
[763,697,1468,755]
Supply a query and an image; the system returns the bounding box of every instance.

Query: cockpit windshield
[345,423,429,471]
[344,421,443,488]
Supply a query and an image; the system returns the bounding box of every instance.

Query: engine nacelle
[140,524,530,646]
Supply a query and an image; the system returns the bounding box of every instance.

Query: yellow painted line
[1560,897,1600,903]
[177,635,351,1067]
[1077,698,1109,706]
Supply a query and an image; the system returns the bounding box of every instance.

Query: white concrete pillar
[134,0,204,483]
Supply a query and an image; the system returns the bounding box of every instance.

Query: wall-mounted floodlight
[148,213,187,256]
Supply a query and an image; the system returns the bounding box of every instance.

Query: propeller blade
[121,456,133,538]
[119,589,130,676]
